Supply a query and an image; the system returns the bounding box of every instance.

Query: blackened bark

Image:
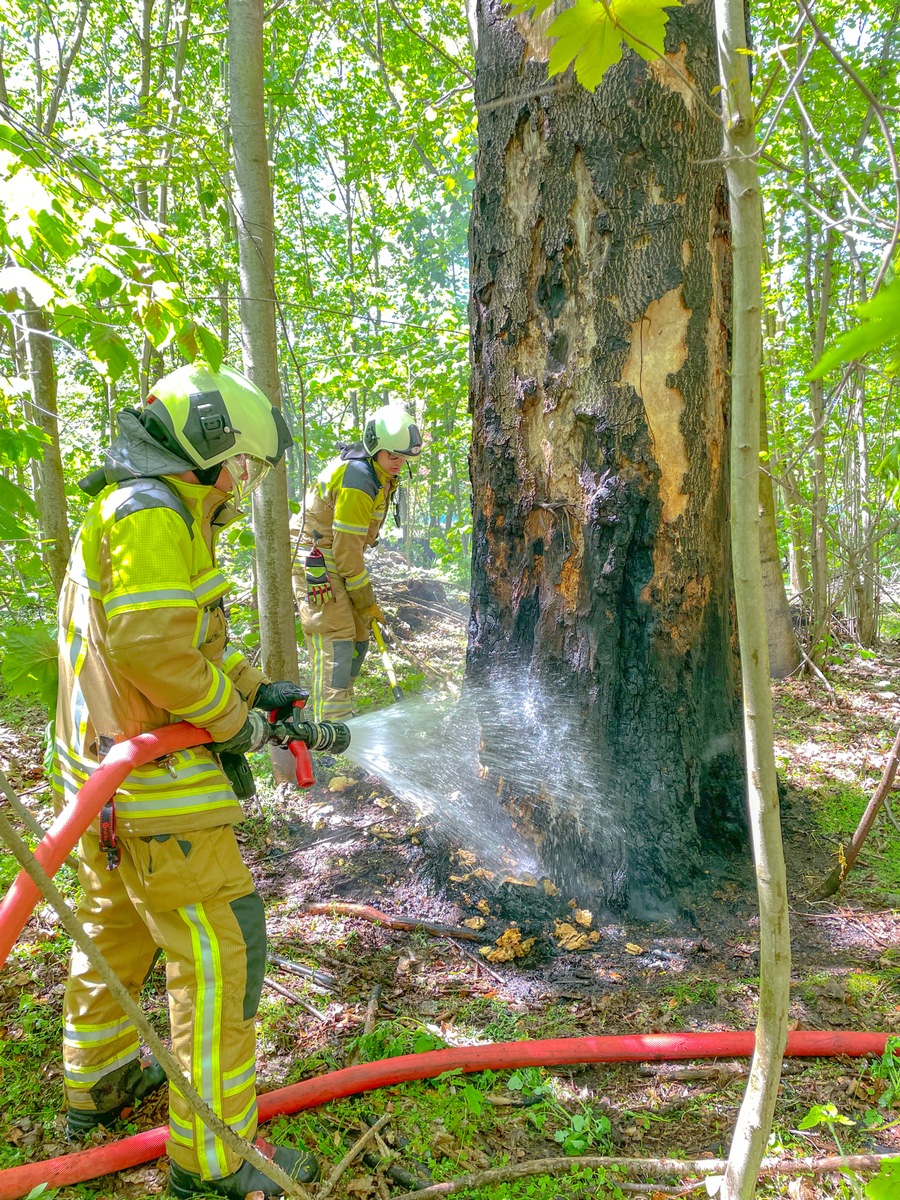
[466,0,744,916]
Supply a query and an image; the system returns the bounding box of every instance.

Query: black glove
[254,681,310,713]
[208,710,269,755]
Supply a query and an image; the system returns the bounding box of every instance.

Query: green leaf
[618,0,680,64]
[463,1083,485,1115]
[0,624,59,712]
[81,263,122,300]
[798,1102,852,1129]
[547,0,624,87]
[0,420,49,466]
[195,325,224,373]
[546,0,679,90]
[32,206,78,263]
[810,275,900,379]
[88,326,136,382]
[0,265,56,309]
[25,1183,57,1199]
[866,1159,900,1200]
[508,0,557,16]
[0,474,38,537]
[138,300,176,350]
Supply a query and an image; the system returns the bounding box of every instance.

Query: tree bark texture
[229,0,299,686]
[23,302,71,594]
[467,0,744,915]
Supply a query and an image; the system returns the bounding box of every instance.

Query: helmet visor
[224,453,270,503]
[398,423,422,457]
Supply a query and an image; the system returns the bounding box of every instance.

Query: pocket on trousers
[132,826,250,912]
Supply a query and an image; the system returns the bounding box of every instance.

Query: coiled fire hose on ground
[0,729,896,1199]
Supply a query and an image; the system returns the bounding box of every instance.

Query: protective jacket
[291,443,398,610]
[53,411,266,835]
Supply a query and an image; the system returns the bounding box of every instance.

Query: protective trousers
[63,825,266,1180]
[298,568,369,720]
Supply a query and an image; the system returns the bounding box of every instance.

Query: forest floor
[1,561,899,1200]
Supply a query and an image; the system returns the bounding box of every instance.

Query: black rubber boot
[168,1139,320,1198]
[66,1057,167,1138]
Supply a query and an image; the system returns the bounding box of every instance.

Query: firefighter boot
[66,1057,167,1138]
[168,1138,320,1198]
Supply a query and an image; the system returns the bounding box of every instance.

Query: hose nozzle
[289,720,351,754]
[269,713,351,755]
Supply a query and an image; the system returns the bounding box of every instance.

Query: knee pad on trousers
[330,639,355,689]
[351,640,369,680]
[229,892,266,1019]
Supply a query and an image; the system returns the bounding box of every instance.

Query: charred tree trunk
[466,0,744,916]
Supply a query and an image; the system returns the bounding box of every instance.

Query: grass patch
[269,1062,625,1199]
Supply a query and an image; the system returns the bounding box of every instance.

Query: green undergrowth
[804,776,900,897]
[269,1021,626,1200]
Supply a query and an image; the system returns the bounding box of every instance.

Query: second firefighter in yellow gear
[291,404,423,719]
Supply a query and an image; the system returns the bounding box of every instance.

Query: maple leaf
[546,0,681,92]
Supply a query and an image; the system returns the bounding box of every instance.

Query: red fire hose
[0,1031,892,1198]
[0,730,894,1197]
[0,722,210,968]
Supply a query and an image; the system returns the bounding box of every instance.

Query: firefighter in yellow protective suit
[54,363,319,1198]
[291,405,423,719]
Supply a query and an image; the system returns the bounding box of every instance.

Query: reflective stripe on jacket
[291,451,397,609]
[53,475,267,835]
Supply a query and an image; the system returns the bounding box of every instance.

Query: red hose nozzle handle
[287,740,315,788]
[268,700,315,789]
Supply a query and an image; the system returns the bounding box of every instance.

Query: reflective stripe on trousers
[298,570,370,720]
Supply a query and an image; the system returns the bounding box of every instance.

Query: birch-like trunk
[759,393,799,678]
[228,0,299,685]
[714,1,791,1196]
[22,301,71,595]
[805,224,835,658]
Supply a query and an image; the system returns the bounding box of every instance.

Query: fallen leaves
[479,926,537,962]
[328,775,356,793]
[553,920,600,951]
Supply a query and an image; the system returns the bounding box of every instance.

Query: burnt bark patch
[467,0,744,916]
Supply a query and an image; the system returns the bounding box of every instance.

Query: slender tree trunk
[715,2,791,1196]
[22,302,71,594]
[228,0,299,685]
[759,392,799,678]
[805,221,835,658]
[41,0,91,135]
[849,376,876,646]
[467,0,744,915]
[772,429,810,602]
[767,260,810,604]
[157,0,193,228]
